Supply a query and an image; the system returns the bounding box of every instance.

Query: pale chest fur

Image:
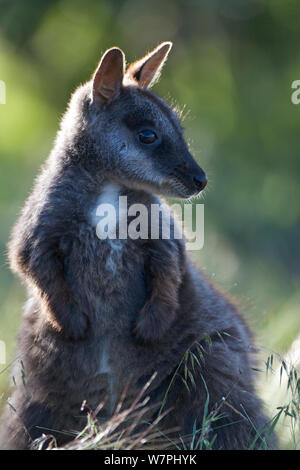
[90,182,126,279]
[87,183,146,412]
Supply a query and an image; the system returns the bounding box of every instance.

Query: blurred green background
[0,0,299,448]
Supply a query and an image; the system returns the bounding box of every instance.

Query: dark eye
[138,129,157,144]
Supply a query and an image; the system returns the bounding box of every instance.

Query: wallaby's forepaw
[133,300,176,344]
[48,301,90,341]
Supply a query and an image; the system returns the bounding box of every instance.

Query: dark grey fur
[0,43,276,450]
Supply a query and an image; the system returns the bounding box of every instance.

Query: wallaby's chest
[63,183,146,328]
[88,182,142,287]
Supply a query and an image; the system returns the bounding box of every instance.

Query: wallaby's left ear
[92,47,125,106]
[126,41,172,89]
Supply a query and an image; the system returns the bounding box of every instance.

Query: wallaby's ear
[126,41,172,89]
[92,47,125,106]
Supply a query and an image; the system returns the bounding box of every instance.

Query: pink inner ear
[138,54,166,88]
[93,48,124,104]
[126,42,172,89]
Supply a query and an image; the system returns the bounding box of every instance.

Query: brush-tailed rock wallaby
[0,42,276,450]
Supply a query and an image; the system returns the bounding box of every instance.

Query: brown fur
[0,43,276,450]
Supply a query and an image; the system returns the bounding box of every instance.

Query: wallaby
[0,42,276,450]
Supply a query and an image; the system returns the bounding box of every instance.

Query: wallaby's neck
[49,133,160,213]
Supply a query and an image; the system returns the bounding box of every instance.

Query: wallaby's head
[64,42,207,199]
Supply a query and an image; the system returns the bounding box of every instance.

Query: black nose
[193,172,207,192]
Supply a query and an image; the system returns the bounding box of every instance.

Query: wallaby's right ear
[92,47,125,106]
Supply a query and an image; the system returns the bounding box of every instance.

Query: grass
[258,337,300,450]
[31,374,174,451]
[13,338,297,451]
